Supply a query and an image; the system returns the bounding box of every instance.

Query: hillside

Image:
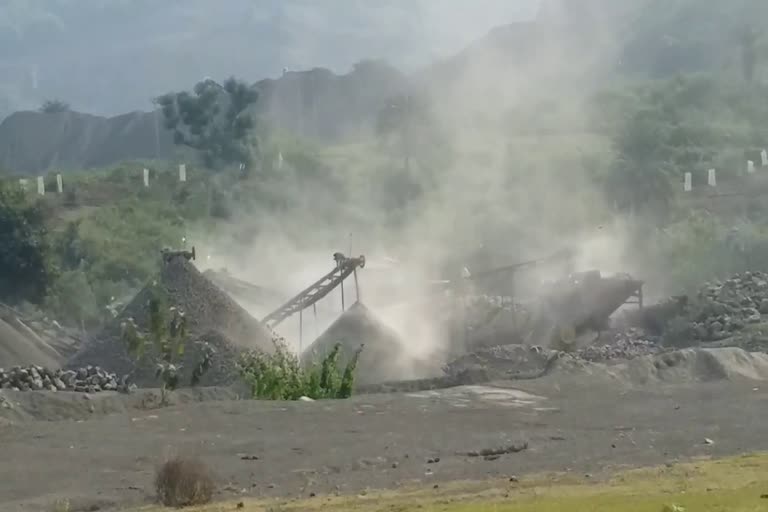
[0,110,176,174]
[0,0,537,119]
[2,0,766,173]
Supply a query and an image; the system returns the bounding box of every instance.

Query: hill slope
[0,110,175,174]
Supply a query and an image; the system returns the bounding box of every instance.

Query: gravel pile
[0,365,127,393]
[68,255,276,387]
[444,344,556,380]
[576,328,661,363]
[301,302,422,386]
[684,271,768,342]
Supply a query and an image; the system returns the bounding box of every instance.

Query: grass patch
[132,453,768,511]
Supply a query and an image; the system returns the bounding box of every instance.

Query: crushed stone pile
[686,271,768,342]
[301,302,420,386]
[0,303,83,364]
[0,317,62,369]
[620,271,768,346]
[0,365,128,393]
[545,347,768,386]
[577,328,661,363]
[621,347,768,384]
[444,344,556,381]
[68,256,275,387]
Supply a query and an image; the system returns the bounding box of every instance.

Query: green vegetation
[238,339,362,400]
[39,99,70,113]
[0,184,53,304]
[121,290,214,402]
[156,77,259,169]
[1,1,768,336]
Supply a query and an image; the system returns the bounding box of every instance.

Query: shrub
[121,291,214,401]
[238,338,362,400]
[155,456,215,508]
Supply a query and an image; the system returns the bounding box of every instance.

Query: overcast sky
[0,0,539,116]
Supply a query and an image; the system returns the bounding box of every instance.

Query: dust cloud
[190,1,651,378]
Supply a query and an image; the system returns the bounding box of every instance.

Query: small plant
[155,456,215,508]
[121,291,213,403]
[238,338,362,400]
[51,498,70,512]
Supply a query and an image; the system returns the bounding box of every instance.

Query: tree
[39,99,70,113]
[740,24,759,82]
[0,185,53,304]
[605,109,676,215]
[121,294,214,403]
[377,94,426,172]
[156,77,259,169]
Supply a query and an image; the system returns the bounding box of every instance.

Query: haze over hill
[0,0,538,119]
[5,0,766,172]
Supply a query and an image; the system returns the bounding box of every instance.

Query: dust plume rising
[188,2,647,378]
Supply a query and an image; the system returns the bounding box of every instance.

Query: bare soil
[1,374,767,512]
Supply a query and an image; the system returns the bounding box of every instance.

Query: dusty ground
[1,376,767,512]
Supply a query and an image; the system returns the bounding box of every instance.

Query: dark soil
[1,366,767,511]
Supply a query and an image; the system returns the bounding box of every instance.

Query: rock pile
[576,328,661,363]
[444,344,556,380]
[686,271,768,341]
[301,302,424,386]
[68,255,276,387]
[0,365,126,393]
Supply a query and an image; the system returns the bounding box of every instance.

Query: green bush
[238,338,361,400]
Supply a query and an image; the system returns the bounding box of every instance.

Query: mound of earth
[68,255,275,386]
[542,347,768,387]
[444,344,557,381]
[621,347,768,385]
[301,302,422,386]
[0,317,62,369]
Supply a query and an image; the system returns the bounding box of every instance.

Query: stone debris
[686,271,768,342]
[0,364,130,393]
[576,328,661,362]
[444,344,556,380]
[301,302,414,386]
[68,256,275,387]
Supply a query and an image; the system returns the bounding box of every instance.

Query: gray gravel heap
[0,365,127,393]
[68,255,275,387]
[444,344,556,380]
[687,271,768,341]
[576,328,661,362]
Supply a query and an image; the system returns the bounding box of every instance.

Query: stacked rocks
[690,271,768,341]
[0,365,123,393]
[576,328,661,362]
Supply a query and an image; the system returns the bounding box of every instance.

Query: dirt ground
[1,376,767,512]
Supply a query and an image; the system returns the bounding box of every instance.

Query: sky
[0,0,539,116]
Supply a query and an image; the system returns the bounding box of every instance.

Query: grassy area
[130,453,768,511]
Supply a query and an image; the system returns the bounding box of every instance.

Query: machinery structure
[161,246,196,263]
[456,249,644,348]
[261,252,365,330]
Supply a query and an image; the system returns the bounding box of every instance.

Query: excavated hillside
[0,110,176,173]
[68,255,275,386]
